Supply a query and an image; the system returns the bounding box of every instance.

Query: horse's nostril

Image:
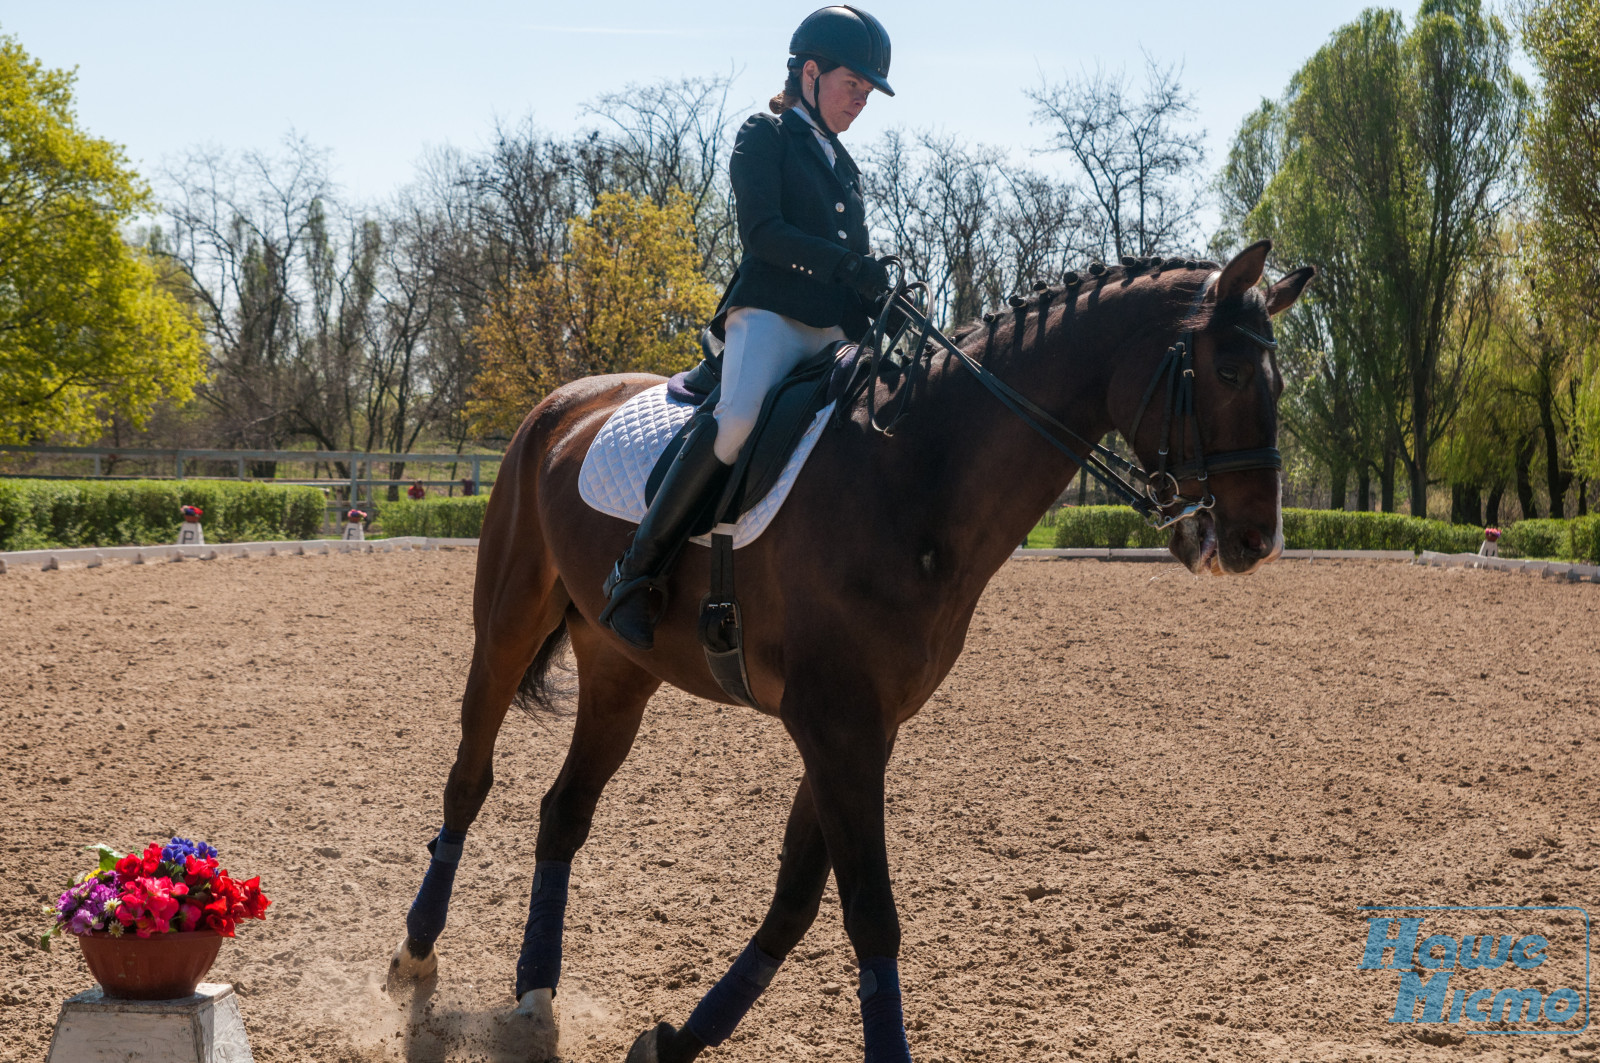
[1243,527,1264,554]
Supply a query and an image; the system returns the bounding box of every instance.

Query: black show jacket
[714,109,873,339]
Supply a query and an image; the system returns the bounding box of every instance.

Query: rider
[601,5,895,649]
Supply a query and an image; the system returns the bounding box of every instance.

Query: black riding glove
[835,253,891,299]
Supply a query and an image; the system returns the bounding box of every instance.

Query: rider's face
[805,63,872,133]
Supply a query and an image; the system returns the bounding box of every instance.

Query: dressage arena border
[0,535,479,573]
[4,538,1597,582]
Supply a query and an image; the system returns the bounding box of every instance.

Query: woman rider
[601,5,895,649]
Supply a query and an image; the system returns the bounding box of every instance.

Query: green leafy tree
[468,190,716,438]
[1222,100,1390,509]
[1522,0,1600,488]
[1235,1,1529,517]
[0,33,204,443]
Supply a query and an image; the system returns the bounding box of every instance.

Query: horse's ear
[1265,265,1317,317]
[1215,239,1272,302]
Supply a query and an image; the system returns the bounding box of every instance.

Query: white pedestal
[176,521,205,546]
[47,983,253,1063]
[341,522,365,541]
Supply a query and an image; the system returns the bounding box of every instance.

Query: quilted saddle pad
[577,383,834,549]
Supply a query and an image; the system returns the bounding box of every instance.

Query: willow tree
[1236,1,1528,517]
[1522,0,1600,492]
[1221,100,1389,508]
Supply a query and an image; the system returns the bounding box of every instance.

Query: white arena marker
[176,521,204,547]
[45,982,253,1062]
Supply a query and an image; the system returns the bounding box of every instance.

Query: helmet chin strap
[802,69,838,139]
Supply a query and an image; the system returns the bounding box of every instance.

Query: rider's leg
[600,413,727,649]
[601,307,843,649]
[712,307,846,463]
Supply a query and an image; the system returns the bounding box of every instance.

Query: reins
[850,264,1283,530]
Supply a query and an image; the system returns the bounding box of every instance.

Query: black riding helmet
[789,5,894,97]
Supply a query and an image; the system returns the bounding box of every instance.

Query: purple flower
[54,876,120,935]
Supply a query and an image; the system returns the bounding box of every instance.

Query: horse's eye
[1218,364,1241,385]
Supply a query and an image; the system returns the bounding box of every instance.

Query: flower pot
[77,929,224,1000]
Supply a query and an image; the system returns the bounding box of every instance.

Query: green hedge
[377,496,489,538]
[1050,506,1170,549]
[0,479,325,550]
[1500,516,1600,562]
[1278,509,1482,553]
[1570,516,1600,564]
[1051,505,1598,560]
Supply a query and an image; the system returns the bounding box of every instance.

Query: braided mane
[945,256,1222,346]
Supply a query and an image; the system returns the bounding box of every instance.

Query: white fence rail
[0,537,480,574]
[6,541,1596,583]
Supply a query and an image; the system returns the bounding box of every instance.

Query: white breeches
[713,307,846,464]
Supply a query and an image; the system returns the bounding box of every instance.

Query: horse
[387,239,1315,1062]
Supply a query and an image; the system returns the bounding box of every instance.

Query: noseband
[859,267,1282,530]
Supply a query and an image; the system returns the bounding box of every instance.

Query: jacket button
[837,230,847,239]
[835,202,845,212]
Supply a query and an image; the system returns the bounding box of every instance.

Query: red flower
[201,897,235,937]
[235,876,271,920]
[183,854,220,885]
[114,853,142,879]
[139,842,164,875]
[116,876,185,937]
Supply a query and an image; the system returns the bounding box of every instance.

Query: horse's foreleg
[628,776,833,1063]
[784,681,911,1063]
[517,615,659,1006]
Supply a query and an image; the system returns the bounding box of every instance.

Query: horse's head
[1115,240,1315,576]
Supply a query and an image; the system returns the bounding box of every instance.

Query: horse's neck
[897,293,1127,572]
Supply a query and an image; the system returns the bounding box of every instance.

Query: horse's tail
[512,618,573,716]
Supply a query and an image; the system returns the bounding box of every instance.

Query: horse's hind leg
[511,614,659,1021]
[627,776,833,1063]
[390,520,568,985]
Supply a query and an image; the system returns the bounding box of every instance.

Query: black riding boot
[600,420,731,650]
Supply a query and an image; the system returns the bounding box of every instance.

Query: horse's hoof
[494,988,560,1060]
[624,1022,673,1063]
[386,935,437,990]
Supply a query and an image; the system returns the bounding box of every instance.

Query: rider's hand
[835,253,892,299]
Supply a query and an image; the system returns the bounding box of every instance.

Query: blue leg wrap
[859,956,912,1063]
[514,861,571,999]
[684,938,783,1047]
[404,826,466,953]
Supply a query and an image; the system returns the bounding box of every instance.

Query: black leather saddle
[647,331,859,533]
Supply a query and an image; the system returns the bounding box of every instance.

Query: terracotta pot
[77,929,224,1000]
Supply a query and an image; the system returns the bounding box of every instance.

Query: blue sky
[6,1,1518,225]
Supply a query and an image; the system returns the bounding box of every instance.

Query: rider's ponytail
[769,56,839,114]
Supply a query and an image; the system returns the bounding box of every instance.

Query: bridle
[854,265,1283,530]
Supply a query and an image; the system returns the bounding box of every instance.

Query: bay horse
[388,240,1314,1062]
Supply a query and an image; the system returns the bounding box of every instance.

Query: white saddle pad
[577,382,834,549]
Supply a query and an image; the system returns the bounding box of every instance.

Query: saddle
[647,331,861,712]
[647,330,860,531]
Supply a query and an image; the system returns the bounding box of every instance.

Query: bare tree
[160,136,334,468]
[1027,56,1207,261]
[583,72,741,283]
[863,130,1085,327]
